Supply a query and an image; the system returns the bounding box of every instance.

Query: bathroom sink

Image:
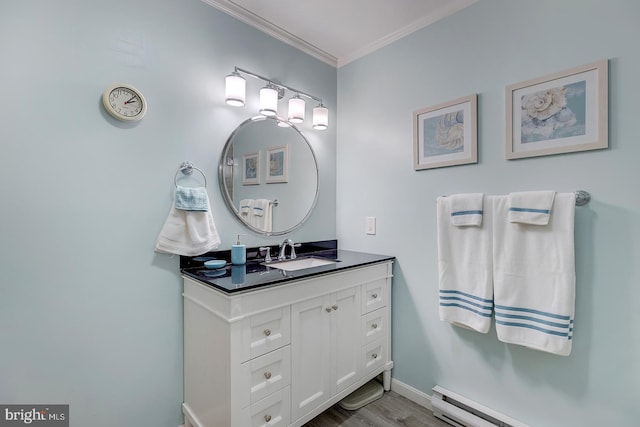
[263,256,338,272]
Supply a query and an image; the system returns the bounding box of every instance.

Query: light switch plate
[366,217,376,235]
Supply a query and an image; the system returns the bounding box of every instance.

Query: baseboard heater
[431,386,530,427]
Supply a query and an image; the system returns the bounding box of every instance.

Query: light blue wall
[0,0,335,426]
[337,1,638,426]
[4,0,639,425]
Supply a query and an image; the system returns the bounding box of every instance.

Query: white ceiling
[201,0,477,67]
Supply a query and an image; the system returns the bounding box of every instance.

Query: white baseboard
[390,377,433,411]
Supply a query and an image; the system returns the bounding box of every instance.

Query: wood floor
[303,391,452,427]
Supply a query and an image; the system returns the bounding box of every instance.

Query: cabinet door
[291,295,332,421]
[331,286,361,394]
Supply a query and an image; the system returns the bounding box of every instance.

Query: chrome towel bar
[440,190,591,206]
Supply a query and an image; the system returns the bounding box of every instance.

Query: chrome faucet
[278,239,300,261]
[259,246,272,263]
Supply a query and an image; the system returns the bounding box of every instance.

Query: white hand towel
[437,196,493,333]
[508,191,556,225]
[239,199,254,219]
[492,193,576,356]
[155,192,221,256]
[449,193,484,226]
[252,199,273,232]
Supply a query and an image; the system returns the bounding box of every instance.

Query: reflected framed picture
[266,145,289,183]
[242,151,260,185]
[413,94,477,170]
[505,59,608,159]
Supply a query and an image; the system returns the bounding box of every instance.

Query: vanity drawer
[362,339,386,375]
[361,280,387,314]
[241,306,291,361]
[238,346,291,407]
[361,308,387,346]
[240,386,291,427]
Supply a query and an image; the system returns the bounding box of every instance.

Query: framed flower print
[505,59,608,159]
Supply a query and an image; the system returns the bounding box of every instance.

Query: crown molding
[201,0,477,68]
[337,0,478,67]
[200,0,338,67]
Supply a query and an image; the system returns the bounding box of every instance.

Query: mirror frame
[218,116,320,236]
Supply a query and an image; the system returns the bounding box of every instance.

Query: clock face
[102,84,147,121]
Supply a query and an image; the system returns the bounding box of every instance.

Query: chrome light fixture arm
[233,66,323,104]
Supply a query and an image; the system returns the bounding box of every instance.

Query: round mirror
[218,116,319,236]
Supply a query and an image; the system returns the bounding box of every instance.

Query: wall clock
[102,83,147,121]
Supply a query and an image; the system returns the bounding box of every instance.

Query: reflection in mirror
[218,116,319,236]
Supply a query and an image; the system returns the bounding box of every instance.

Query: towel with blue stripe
[507,191,556,225]
[492,193,576,356]
[239,199,256,221]
[449,193,484,226]
[437,196,493,333]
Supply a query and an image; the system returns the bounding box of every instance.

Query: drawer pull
[263,329,271,337]
[264,414,272,422]
[372,353,378,359]
[371,323,378,329]
[264,371,272,380]
[325,307,332,313]
[332,304,339,311]
[371,293,378,299]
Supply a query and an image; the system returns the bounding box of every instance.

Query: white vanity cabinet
[182,261,393,427]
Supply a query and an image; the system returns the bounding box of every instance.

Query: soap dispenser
[231,234,246,265]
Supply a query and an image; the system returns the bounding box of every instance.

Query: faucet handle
[259,247,272,262]
[290,243,302,260]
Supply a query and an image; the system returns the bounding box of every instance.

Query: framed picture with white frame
[505,59,608,159]
[242,151,260,185]
[413,94,477,170]
[266,145,289,183]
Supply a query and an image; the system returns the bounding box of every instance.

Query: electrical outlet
[366,217,376,235]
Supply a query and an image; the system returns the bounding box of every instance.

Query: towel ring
[174,161,207,188]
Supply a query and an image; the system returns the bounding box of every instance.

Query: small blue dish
[204,259,226,269]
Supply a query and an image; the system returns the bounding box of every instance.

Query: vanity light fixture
[312,103,328,130]
[259,83,278,116]
[224,71,246,107]
[224,66,328,130]
[288,94,305,123]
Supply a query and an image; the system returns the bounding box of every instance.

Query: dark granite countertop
[180,240,394,294]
